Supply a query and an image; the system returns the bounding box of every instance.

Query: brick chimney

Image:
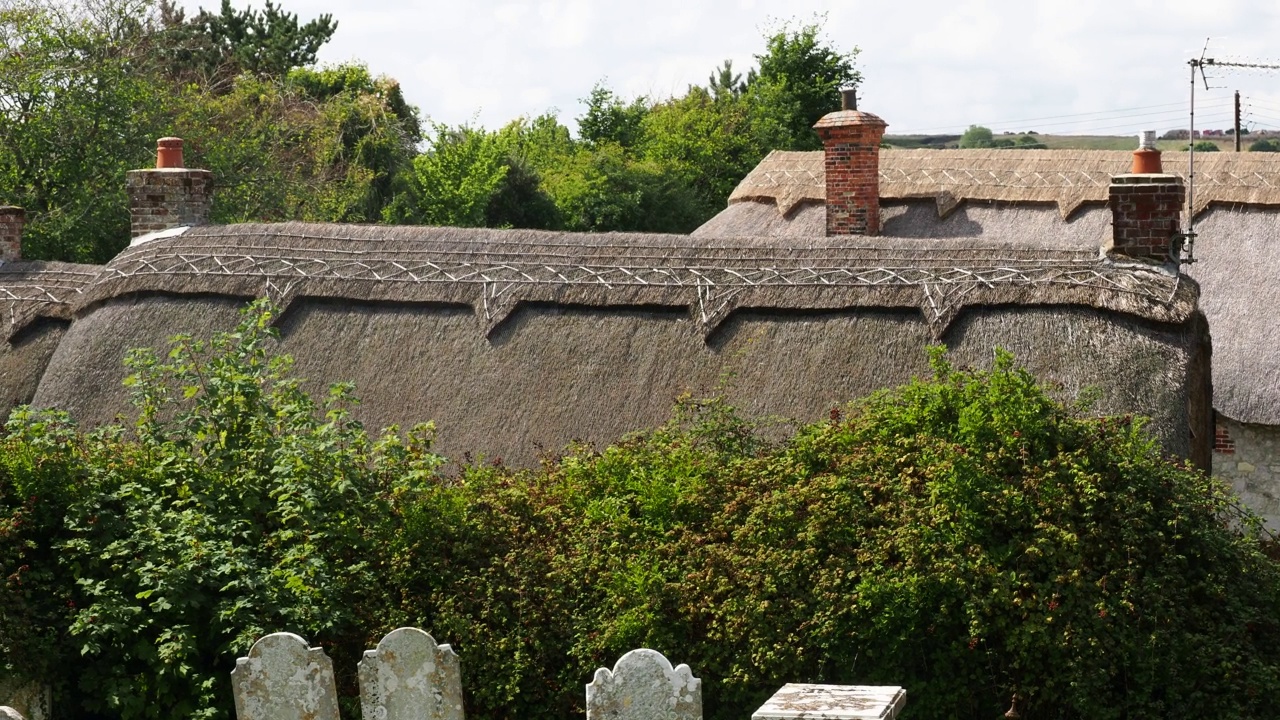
[1109,131,1185,264]
[815,89,888,236]
[126,137,212,238]
[0,206,23,262]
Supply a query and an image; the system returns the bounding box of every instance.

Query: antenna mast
[1182,44,1280,263]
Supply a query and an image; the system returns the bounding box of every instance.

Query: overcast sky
[181,0,1280,137]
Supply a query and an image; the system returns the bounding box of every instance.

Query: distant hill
[883,133,1266,152]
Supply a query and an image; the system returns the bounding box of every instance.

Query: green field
[884,133,1242,152]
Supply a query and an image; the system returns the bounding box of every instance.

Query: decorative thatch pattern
[728,149,1280,219]
[74,223,1196,340]
[11,221,1208,466]
[0,261,99,340]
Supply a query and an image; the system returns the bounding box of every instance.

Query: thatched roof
[21,222,1207,466]
[726,149,1280,220]
[1183,205,1280,425]
[71,223,1196,340]
[0,260,99,416]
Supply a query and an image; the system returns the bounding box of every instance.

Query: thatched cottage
[0,97,1229,517]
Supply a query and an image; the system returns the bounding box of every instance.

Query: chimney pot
[841,88,858,111]
[1131,130,1163,174]
[156,137,185,169]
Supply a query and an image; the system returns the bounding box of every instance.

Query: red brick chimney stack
[126,137,212,238]
[1109,131,1185,264]
[0,206,24,262]
[815,89,887,237]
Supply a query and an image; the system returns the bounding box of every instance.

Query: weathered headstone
[1,706,26,720]
[231,632,340,720]
[585,649,701,720]
[0,681,49,720]
[358,627,464,720]
[751,684,906,720]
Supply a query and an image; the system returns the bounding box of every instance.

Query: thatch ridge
[0,260,101,340]
[729,149,1280,219]
[72,222,1198,340]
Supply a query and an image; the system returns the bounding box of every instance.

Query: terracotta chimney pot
[156,137,185,169]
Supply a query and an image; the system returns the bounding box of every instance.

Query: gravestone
[585,649,701,720]
[231,632,340,720]
[751,684,907,720]
[1,707,25,720]
[0,681,49,720]
[358,627,464,720]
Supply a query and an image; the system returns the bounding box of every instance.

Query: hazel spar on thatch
[22,221,1211,468]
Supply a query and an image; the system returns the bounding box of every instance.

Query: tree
[158,0,336,88]
[1249,138,1280,152]
[0,0,170,261]
[384,123,509,227]
[577,84,650,150]
[958,124,994,148]
[707,59,754,101]
[1191,140,1220,152]
[749,18,860,150]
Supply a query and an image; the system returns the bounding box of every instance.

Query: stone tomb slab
[751,684,906,720]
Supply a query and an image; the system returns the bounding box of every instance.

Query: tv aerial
[1183,40,1280,264]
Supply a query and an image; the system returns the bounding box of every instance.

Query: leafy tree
[0,0,170,261]
[1191,140,1220,152]
[385,123,509,227]
[1249,138,1280,152]
[577,84,650,150]
[750,18,860,150]
[959,124,995,148]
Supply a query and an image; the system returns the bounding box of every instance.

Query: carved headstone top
[1,707,26,720]
[751,684,906,720]
[358,627,464,720]
[230,632,341,720]
[585,649,701,720]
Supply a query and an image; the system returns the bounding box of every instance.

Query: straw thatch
[725,149,1280,221]
[1183,205,1280,425]
[0,260,100,417]
[22,221,1207,466]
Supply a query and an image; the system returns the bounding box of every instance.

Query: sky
[179,0,1280,138]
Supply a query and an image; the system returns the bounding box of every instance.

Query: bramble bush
[2,304,1279,720]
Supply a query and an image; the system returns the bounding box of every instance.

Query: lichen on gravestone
[230,632,340,720]
[358,627,464,720]
[585,649,701,720]
[1,706,26,720]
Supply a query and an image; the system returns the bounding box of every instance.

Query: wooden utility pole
[1235,91,1242,151]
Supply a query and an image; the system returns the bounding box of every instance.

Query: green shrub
[0,300,443,719]
[395,350,1280,720]
[3,306,1278,720]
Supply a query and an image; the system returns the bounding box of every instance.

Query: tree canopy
[0,5,862,261]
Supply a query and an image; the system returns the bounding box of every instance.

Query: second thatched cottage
[0,95,1230,517]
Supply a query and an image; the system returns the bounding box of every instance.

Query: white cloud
[178,0,1280,136]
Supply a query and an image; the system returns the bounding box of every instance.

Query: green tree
[158,0,336,88]
[749,18,860,150]
[1192,140,1220,152]
[707,59,755,101]
[1249,138,1280,152]
[959,124,995,148]
[577,84,650,150]
[385,123,510,227]
[0,0,170,262]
